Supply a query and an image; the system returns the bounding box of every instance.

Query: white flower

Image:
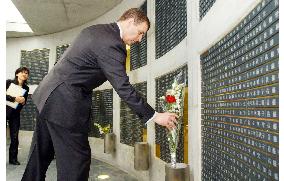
[172,80,178,88]
[166,89,175,96]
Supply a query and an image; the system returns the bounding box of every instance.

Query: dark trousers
[7,112,20,162]
[21,113,91,181]
[22,82,92,181]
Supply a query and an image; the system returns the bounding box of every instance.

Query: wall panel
[201,0,279,180]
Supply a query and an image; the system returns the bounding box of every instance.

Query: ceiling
[7,0,123,38]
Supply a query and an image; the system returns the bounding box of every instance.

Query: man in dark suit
[22,8,177,181]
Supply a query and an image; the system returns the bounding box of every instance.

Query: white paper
[6,83,27,109]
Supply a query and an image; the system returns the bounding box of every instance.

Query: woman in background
[6,67,30,165]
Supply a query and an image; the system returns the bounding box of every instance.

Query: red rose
[166,95,176,103]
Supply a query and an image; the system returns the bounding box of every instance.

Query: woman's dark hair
[14,67,29,85]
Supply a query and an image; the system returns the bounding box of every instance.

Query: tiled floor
[6,140,138,181]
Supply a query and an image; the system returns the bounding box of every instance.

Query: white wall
[9,0,261,180]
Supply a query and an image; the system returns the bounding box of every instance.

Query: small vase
[134,142,150,170]
[165,163,190,181]
[104,133,115,154]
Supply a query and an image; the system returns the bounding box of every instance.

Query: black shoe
[9,160,20,165]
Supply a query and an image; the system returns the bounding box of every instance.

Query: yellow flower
[94,123,111,134]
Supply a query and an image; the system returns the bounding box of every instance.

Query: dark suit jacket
[32,23,155,128]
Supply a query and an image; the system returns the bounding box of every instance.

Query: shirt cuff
[145,111,158,125]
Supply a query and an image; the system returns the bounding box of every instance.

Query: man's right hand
[153,112,178,130]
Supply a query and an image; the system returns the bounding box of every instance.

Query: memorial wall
[199,0,216,20]
[90,89,113,138]
[201,0,279,180]
[20,95,37,131]
[55,44,70,65]
[120,82,147,146]
[19,48,49,130]
[130,1,148,71]
[20,48,49,85]
[155,0,187,59]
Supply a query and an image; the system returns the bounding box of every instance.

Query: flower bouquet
[94,123,115,153]
[159,73,186,168]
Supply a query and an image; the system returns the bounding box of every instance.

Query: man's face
[123,19,148,46]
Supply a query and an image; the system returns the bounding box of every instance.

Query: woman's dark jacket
[6,79,29,115]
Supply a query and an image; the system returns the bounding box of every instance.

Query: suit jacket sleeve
[97,47,155,123]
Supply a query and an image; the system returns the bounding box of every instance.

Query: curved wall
[6,0,263,181]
